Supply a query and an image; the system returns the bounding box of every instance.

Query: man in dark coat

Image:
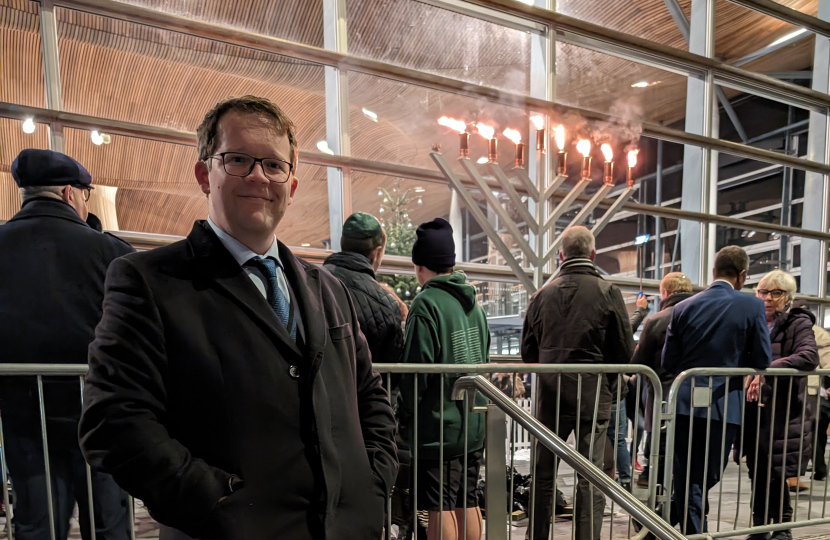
[324,212,403,368]
[630,272,694,489]
[522,226,634,540]
[79,96,398,540]
[662,246,772,535]
[0,149,133,540]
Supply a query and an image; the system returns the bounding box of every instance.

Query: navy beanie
[412,217,456,268]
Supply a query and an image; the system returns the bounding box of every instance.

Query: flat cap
[342,212,383,239]
[11,149,92,189]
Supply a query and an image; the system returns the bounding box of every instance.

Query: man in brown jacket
[522,226,634,540]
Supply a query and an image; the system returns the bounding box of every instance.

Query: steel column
[323,0,351,251]
[801,0,830,308]
[780,107,794,270]
[655,140,664,279]
[39,0,64,152]
[680,0,717,286]
[485,404,508,540]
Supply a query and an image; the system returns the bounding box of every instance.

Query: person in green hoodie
[399,218,490,540]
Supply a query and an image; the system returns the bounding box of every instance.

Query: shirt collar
[713,278,734,289]
[207,216,281,266]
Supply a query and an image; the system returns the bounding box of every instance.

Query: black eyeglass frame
[756,288,787,300]
[207,152,294,183]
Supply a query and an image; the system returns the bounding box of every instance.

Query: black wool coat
[323,251,404,365]
[0,197,133,422]
[79,221,398,540]
[521,257,634,425]
[744,307,819,480]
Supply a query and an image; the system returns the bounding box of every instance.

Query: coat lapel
[278,242,327,372]
[187,221,303,359]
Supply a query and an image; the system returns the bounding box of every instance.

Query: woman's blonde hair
[757,269,798,302]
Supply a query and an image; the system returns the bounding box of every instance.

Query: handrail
[450,375,686,540]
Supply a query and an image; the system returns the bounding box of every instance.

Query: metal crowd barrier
[374,363,665,540]
[0,364,136,540]
[0,362,671,540]
[663,367,830,540]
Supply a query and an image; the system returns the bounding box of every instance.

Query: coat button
[289,365,300,379]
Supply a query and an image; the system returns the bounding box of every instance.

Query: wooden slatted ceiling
[0,0,823,248]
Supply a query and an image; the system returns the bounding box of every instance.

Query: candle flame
[530,115,545,131]
[601,143,613,162]
[438,116,467,134]
[555,125,565,151]
[503,128,522,145]
[576,139,591,157]
[628,149,639,168]
[476,123,495,140]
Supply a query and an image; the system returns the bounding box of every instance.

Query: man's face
[195,112,298,239]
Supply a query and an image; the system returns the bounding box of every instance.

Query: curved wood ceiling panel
[115,0,325,47]
[1,0,823,245]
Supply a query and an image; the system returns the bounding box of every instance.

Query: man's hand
[636,294,648,309]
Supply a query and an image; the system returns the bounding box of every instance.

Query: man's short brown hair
[660,272,692,295]
[713,245,749,279]
[340,228,387,260]
[196,95,298,164]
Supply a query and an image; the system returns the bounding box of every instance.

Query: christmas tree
[376,180,422,306]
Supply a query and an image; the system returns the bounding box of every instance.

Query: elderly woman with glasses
[743,269,819,540]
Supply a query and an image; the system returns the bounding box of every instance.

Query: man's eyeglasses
[756,288,787,300]
[70,185,93,202]
[207,152,293,183]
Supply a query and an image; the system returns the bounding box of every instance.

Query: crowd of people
[0,93,827,540]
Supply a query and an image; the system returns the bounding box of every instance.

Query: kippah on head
[412,217,455,268]
[11,149,92,189]
[342,212,382,240]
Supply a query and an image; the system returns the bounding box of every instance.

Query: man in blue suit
[662,246,772,534]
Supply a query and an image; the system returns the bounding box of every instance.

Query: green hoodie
[399,271,490,460]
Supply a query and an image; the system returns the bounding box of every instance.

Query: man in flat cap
[79,95,397,540]
[399,217,490,540]
[0,149,133,540]
[324,212,403,367]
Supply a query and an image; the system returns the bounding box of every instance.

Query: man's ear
[288,175,299,200]
[195,161,210,196]
[60,185,73,203]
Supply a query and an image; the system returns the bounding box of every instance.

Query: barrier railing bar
[451,375,686,540]
[779,378,793,527]
[716,375,729,532]
[764,377,778,525]
[37,375,57,540]
[79,375,98,540]
[685,518,830,540]
[439,372,444,540]
[572,374,582,540]
[413,376,419,539]
[699,377,714,535]
[0,397,13,540]
[681,377,695,534]
[588,374,601,540]
[610,380,622,540]
[734,385,747,530]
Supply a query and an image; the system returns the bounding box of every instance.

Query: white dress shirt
[206,217,291,305]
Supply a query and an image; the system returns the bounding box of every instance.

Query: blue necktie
[250,256,297,341]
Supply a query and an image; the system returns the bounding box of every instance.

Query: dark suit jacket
[661,280,772,424]
[79,221,398,540]
[0,198,133,422]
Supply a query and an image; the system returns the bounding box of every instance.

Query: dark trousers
[814,395,830,478]
[670,415,738,535]
[529,417,608,540]
[4,417,131,540]
[749,461,792,526]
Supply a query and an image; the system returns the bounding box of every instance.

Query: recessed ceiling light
[414,187,426,193]
[91,131,104,145]
[477,157,489,164]
[631,81,649,88]
[301,243,310,247]
[362,108,378,122]
[22,118,36,134]
[316,140,334,155]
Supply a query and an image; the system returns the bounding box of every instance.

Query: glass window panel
[556,0,689,50]
[0,117,51,220]
[110,0,324,46]
[56,8,326,151]
[348,71,531,171]
[716,0,814,74]
[1,0,45,108]
[556,42,688,127]
[347,0,532,94]
[63,128,329,244]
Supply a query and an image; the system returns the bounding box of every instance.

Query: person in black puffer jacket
[324,213,404,372]
[744,270,819,540]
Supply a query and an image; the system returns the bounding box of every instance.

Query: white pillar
[88,185,119,231]
[449,187,464,262]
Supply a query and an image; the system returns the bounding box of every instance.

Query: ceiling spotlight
[414,187,426,193]
[301,243,310,247]
[631,81,649,88]
[22,118,36,134]
[770,232,781,240]
[379,207,385,213]
[316,140,334,155]
[91,131,104,145]
[417,197,423,204]
[362,108,378,122]
[477,156,489,164]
